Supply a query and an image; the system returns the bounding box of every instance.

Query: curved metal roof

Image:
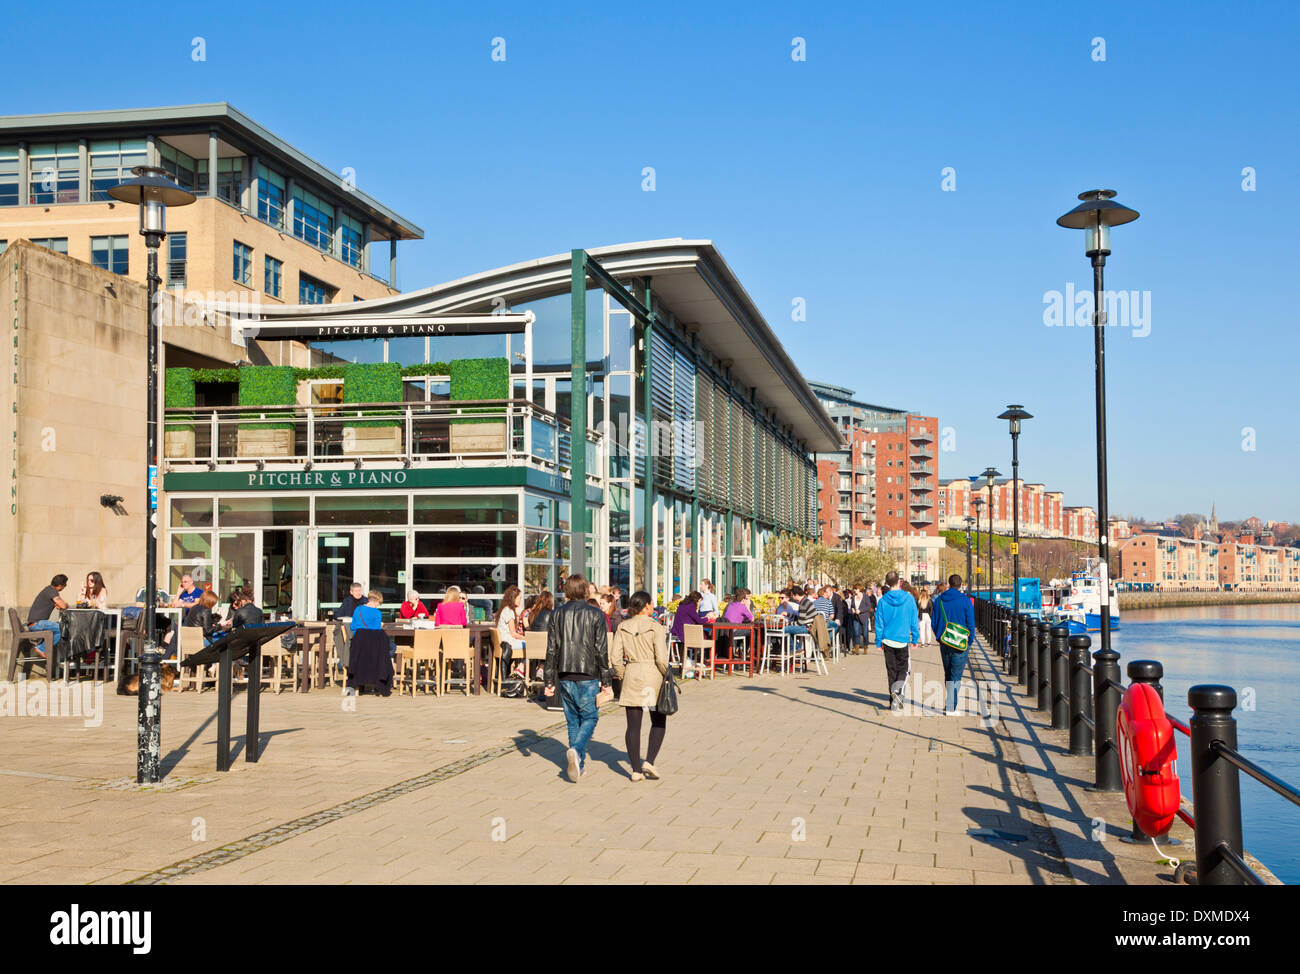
[254,238,840,451]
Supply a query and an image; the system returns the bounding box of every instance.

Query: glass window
[89,138,147,201]
[411,563,517,599]
[293,185,335,252]
[90,235,129,275]
[216,157,243,205]
[525,497,553,529]
[0,146,17,207]
[385,337,425,365]
[414,530,518,559]
[217,496,309,527]
[170,497,213,528]
[167,232,187,289]
[264,255,282,299]
[233,240,252,286]
[170,532,213,561]
[299,272,335,305]
[217,532,257,600]
[30,237,68,254]
[257,164,285,229]
[27,142,79,204]
[340,213,363,268]
[413,493,518,525]
[158,142,199,192]
[315,494,407,525]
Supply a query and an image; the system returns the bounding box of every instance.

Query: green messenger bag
[936,598,970,652]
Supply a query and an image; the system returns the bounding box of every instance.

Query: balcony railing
[163,398,603,485]
[909,512,935,524]
[909,465,933,477]
[909,446,934,459]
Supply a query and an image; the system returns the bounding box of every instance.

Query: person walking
[916,586,935,646]
[932,574,976,715]
[875,571,919,713]
[610,591,671,781]
[544,573,612,782]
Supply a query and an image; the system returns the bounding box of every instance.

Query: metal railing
[972,595,1297,886]
[163,398,603,484]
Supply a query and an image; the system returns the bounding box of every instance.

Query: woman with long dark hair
[79,571,108,610]
[495,585,525,684]
[610,591,671,780]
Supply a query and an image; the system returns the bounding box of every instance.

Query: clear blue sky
[6,0,1297,522]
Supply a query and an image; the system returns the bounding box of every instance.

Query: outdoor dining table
[292,621,330,692]
[108,606,184,682]
[382,622,494,695]
[703,621,758,676]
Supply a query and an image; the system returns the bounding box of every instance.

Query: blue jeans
[848,618,863,646]
[29,619,60,648]
[559,679,601,771]
[941,647,969,712]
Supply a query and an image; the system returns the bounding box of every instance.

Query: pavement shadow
[959,804,1097,884]
[160,710,217,776]
[228,727,305,764]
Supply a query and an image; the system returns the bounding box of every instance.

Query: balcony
[162,398,604,486]
[909,427,934,443]
[909,465,933,477]
[909,497,932,510]
[909,512,935,525]
[909,445,934,459]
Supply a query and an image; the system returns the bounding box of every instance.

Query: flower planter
[164,429,195,459]
[449,421,507,454]
[237,428,294,457]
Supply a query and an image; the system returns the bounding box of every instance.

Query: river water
[1112,602,1300,884]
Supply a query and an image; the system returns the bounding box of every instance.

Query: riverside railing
[163,398,604,483]
[972,595,1298,886]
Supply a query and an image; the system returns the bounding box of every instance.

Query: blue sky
[5,0,1297,522]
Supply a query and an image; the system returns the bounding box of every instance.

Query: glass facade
[27,142,79,204]
[89,138,147,201]
[299,272,335,305]
[264,254,281,298]
[90,235,128,275]
[232,240,252,286]
[293,186,334,253]
[257,163,286,229]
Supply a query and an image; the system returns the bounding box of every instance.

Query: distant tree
[1173,512,1205,537]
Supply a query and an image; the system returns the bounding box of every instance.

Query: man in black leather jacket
[544,573,611,782]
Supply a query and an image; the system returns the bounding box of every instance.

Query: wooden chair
[437,628,474,697]
[521,630,548,698]
[486,628,510,695]
[6,607,55,682]
[258,637,297,694]
[399,629,441,696]
[326,621,350,690]
[174,626,217,692]
[682,623,713,679]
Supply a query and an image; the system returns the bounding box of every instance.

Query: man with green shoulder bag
[932,574,976,716]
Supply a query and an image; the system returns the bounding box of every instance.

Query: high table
[703,621,757,677]
[108,606,184,683]
[291,622,330,692]
[382,622,493,695]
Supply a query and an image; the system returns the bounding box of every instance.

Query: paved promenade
[0,633,1222,885]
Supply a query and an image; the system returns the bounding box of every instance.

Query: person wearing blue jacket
[932,575,977,715]
[874,571,919,713]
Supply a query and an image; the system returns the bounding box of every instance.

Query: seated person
[27,574,70,652]
[336,581,366,620]
[399,590,430,620]
[78,571,109,610]
[221,588,265,632]
[184,590,223,647]
[346,591,393,696]
[669,591,707,643]
[433,586,468,627]
[528,591,553,632]
[714,587,755,656]
[170,573,203,619]
[351,591,384,630]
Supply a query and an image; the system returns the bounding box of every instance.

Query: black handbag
[656,664,679,716]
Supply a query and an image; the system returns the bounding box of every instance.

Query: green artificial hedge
[343,362,402,429]
[238,365,297,431]
[449,357,509,425]
[164,368,196,433]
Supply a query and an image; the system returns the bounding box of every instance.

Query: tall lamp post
[972,497,985,587]
[963,515,977,586]
[109,166,196,784]
[982,467,1001,600]
[998,406,1032,618]
[1056,189,1139,660]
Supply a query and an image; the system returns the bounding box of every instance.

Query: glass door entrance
[316,531,356,616]
[311,529,408,618]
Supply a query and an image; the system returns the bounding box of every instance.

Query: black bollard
[1092,645,1123,792]
[1122,661,1181,845]
[1004,612,1015,672]
[1068,634,1093,756]
[136,648,163,784]
[1050,624,1070,730]
[1188,685,1245,886]
[1021,616,1034,689]
[1037,620,1052,712]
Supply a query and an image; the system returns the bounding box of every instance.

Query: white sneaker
[565,747,580,782]
[945,708,961,717]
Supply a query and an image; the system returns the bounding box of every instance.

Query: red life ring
[1117,683,1181,836]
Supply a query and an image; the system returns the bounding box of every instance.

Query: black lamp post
[982,467,1001,600]
[973,496,985,588]
[998,406,1032,618]
[109,166,196,784]
[1056,189,1139,661]
[963,515,976,587]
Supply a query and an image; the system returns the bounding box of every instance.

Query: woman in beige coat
[610,590,671,781]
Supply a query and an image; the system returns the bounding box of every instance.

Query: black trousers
[624,707,667,772]
[882,643,910,699]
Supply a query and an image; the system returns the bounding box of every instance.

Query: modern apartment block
[938,477,1104,544]
[809,382,941,579]
[0,104,421,311]
[1120,533,1300,591]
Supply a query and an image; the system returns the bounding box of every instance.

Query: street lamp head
[973,496,984,511]
[1056,189,1139,256]
[998,404,1032,437]
[982,466,1001,488]
[107,166,196,238]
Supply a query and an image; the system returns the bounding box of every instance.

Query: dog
[118,664,178,695]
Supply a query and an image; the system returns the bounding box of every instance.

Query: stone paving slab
[0,632,1217,885]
